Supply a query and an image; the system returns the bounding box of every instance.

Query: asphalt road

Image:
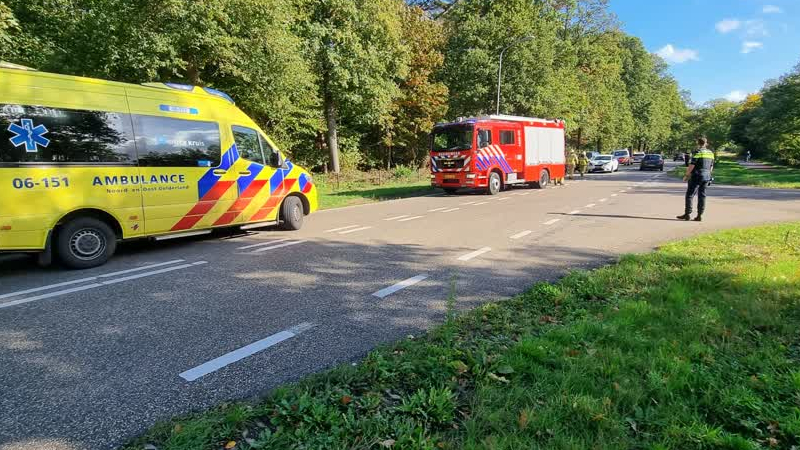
[1,162,799,450]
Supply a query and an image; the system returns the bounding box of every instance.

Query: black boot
[676,214,691,221]
[694,215,702,222]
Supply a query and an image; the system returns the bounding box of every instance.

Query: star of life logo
[8,118,51,153]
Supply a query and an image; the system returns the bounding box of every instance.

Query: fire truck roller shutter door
[550,128,566,164]
[524,126,539,166]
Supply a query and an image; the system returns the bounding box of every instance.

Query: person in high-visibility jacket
[577,152,589,178]
[677,137,715,222]
[566,151,578,180]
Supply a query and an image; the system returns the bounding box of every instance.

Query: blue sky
[609,0,800,105]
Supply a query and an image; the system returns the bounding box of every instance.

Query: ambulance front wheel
[280,196,304,231]
[55,217,117,270]
[487,172,502,195]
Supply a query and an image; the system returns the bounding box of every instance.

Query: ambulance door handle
[213,169,227,176]
[238,171,252,176]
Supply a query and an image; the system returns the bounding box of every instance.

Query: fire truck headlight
[466,174,476,179]
[430,175,436,179]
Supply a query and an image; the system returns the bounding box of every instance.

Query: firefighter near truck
[429,115,566,195]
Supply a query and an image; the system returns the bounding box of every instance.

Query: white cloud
[741,41,764,53]
[655,44,700,64]
[745,20,769,37]
[716,18,741,33]
[762,5,782,14]
[725,91,748,102]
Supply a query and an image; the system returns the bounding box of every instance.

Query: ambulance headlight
[466,174,476,179]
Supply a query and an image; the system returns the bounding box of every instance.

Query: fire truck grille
[438,159,464,169]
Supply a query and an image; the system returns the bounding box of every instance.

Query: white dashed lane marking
[372,275,429,299]
[428,207,448,212]
[510,230,533,240]
[323,225,361,234]
[441,208,460,213]
[338,226,372,235]
[457,247,492,262]
[179,322,315,382]
[585,204,597,208]
[543,219,561,225]
[250,240,306,253]
[398,216,424,222]
[568,210,581,215]
[384,215,409,221]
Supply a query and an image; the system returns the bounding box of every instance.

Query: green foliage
[125,222,800,449]
[730,66,800,166]
[3,0,693,168]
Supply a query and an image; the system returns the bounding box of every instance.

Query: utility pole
[496,35,535,115]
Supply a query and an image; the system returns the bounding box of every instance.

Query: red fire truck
[430,115,566,195]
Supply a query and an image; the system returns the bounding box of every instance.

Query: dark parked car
[640,154,664,171]
[673,153,684,161]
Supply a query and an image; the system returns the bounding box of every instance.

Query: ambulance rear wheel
[280,196,304,231]
[55,217,117,270]
[487,172,502,195]
[534,170,550,189]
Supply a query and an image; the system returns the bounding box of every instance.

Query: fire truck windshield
[431,125,474,153]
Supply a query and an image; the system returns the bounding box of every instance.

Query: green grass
[314,173,434,210]
[671,156,800,189]
[125,223,800,450]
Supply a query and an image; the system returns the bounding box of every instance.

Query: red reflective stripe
[302,182,313,194]
[212,180,270,226]
[201,180,235,201]
[250,178,297,221]
[171,180,236,231]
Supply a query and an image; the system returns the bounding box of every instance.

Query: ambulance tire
[280,196,304,231]
[487,172,502,195]
[55,217,117,270]
[534,170,550,189]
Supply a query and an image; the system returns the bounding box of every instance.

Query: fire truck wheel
[487,172,502,195]
[534,170,550,189]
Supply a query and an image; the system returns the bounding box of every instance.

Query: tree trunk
[576,127,583,150]
[324,94,341,173]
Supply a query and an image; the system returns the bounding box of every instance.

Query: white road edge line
[611,194,619,197]
[237,239,291,250]
[599,198,608,202]
[398,216,424,222]
[497,197,511,202]
[372,275,429,299]
[0,260,186,300]
[428,207,448,212]
[384,215,409,221]
[0,261,207,310]
[543,218,561,226]
[585,203,597,208]
[441,208,460,213]
[179,322,315,382]
[458,247,492,262]
[250,240,306,253]
[510,230,533,240]
[323,225,361,233]
[568,210,581,215]
[473,202,489,205]
[339,226,372,235]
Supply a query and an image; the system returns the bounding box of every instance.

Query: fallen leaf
[341,395,353,405]
[567,349,580,357]
[768,437,779,447]
[539,315,558,324]
[518,410,529,430]
[380,439,396,448]
[172,424,183,434]
[450,361,469,374]
[224,441,237,449]
[612,382,621,391]
[496,365,515,375]
[488,373,510,384]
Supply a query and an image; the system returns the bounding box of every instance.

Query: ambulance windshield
[431,125,474,153]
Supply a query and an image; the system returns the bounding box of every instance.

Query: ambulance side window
[500,130,515,145]
[133,116,221,167]
[0,104,137,164]
[232,126,265,165]
[259,134,281,168]
[478,129,492,148]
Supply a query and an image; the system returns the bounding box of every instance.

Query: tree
[383,5,448,167]
[301,0,408,172]
[0,1,16,47]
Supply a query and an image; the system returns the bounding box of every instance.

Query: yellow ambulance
[0,64,318,269]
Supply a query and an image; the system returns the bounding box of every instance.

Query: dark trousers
[685,177,709,215]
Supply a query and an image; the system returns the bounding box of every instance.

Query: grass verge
[671,156,800,189]
[314,172,435,210]
[126,223,800,450]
